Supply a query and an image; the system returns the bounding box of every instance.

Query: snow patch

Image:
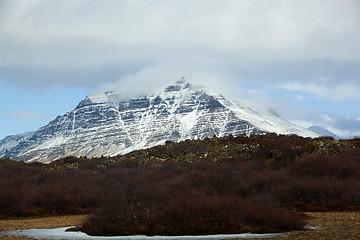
[178,109,200,136]
[87,92,109,104]
[31,135,67,150]
[3,227,286,240]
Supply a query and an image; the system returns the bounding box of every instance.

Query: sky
[0,0,359,139]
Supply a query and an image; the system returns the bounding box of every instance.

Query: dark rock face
[0,80,317,163]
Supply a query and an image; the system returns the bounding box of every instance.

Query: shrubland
[0,134,359,236]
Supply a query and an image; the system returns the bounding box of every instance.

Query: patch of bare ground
[0,212,359,240]
[270,212,360,240]
[0,215,87,240]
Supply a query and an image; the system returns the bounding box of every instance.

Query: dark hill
[48,133,354,171]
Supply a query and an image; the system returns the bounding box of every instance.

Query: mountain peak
[1,78,319,162]
[176,76,187,84]
[164,78,193,93]
[78,78,195,108]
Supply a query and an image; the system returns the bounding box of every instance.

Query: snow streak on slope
[0,78,319,162]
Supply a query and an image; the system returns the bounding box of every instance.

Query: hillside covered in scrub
[48,134,357,170]
[0,134,360,236]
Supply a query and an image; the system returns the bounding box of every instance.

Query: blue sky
[0,0,359,139]
[0,83,91,138]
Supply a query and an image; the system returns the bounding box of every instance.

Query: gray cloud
[0,0,359,90]
[277,81,360,100]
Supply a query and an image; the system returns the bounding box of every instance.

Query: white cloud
[98,56,241,99]
[0,0,359,79]
[0,0,359,139]
[277,82,360,100]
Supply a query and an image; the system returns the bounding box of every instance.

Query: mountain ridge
[0,79,318,162]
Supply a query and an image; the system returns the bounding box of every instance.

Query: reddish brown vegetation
[0,135,359,236]
[0,163,104,217]
[81,162,306,236]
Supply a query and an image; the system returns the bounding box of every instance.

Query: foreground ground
[272,212,360,240]
[0,215,87,240]
[0,212,359,240]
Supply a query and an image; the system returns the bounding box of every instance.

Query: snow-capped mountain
[0,79,318,163]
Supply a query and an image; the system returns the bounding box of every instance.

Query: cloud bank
[0,0,359,138]
[0,0,359,90]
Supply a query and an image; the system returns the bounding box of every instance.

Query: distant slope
[308,126,338,138]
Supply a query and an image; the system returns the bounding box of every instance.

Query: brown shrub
[1,135,360,236]
[82,193,305,236]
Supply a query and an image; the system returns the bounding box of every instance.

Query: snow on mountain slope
[0,132,34,157]
[0,78,319,163]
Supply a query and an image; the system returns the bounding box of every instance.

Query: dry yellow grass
[0,215,87,240]
[272,212,360,240]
